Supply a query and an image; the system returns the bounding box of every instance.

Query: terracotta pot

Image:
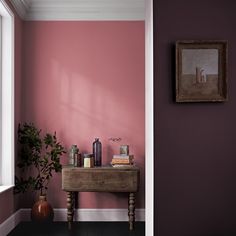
[31,195,54,222]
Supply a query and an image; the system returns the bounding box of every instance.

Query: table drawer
[62,167,139,192]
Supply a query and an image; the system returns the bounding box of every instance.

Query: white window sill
[0,185,14,194]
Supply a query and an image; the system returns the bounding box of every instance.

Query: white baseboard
[54,208,145,222]
[0,210,21,236]
[0,208,145,236]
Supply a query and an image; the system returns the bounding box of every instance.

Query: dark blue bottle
[93,138,102,166]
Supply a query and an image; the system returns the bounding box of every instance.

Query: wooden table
[62,166,140,230]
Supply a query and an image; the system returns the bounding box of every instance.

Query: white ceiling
[9,0,145,21]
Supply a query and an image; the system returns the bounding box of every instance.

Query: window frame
[0,0,14,193]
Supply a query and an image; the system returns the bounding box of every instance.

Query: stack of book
[111,154,134,167]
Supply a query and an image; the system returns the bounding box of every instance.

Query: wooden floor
[8,222,145,236]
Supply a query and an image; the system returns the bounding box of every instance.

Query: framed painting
[176,40,228,102]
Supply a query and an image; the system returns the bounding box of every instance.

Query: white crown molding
[0,208,145,235]
[9,0,145,21]
[9,0,30,19]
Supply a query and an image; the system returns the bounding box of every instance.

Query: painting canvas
[176,41,228,102]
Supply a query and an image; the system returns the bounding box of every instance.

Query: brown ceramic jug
[31,195,54,222]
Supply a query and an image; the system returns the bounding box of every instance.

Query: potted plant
[14,122,66,222]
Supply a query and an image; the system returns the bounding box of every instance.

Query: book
[112,154,134,160]
[111,159,131,164]
[111,164,136,168]
[111,154,134,167]
[111,158,134,166]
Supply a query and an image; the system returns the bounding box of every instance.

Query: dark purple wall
[154,0,236,235]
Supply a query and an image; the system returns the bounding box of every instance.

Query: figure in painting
[195,67,206,84]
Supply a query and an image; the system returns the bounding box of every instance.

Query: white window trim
[0,0,14,193]
[145,0,154,235]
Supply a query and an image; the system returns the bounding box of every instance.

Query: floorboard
[8,222,145,236]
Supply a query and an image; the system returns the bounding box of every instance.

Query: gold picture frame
[176,40,228,102]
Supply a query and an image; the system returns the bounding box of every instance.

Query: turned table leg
[67,191,75,230]
[128,192,135,230]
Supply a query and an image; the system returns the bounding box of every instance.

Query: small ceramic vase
[31,195,54,222]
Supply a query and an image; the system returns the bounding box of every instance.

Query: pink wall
[0,1,23,224]
[22,21,145,209]
[0,189,14,224]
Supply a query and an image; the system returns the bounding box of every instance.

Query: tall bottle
[69,144,79,166]
[93,138,102,166]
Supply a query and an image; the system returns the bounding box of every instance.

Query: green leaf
[14,122,66,195]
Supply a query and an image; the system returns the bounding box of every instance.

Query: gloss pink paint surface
[22,21,145,208]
